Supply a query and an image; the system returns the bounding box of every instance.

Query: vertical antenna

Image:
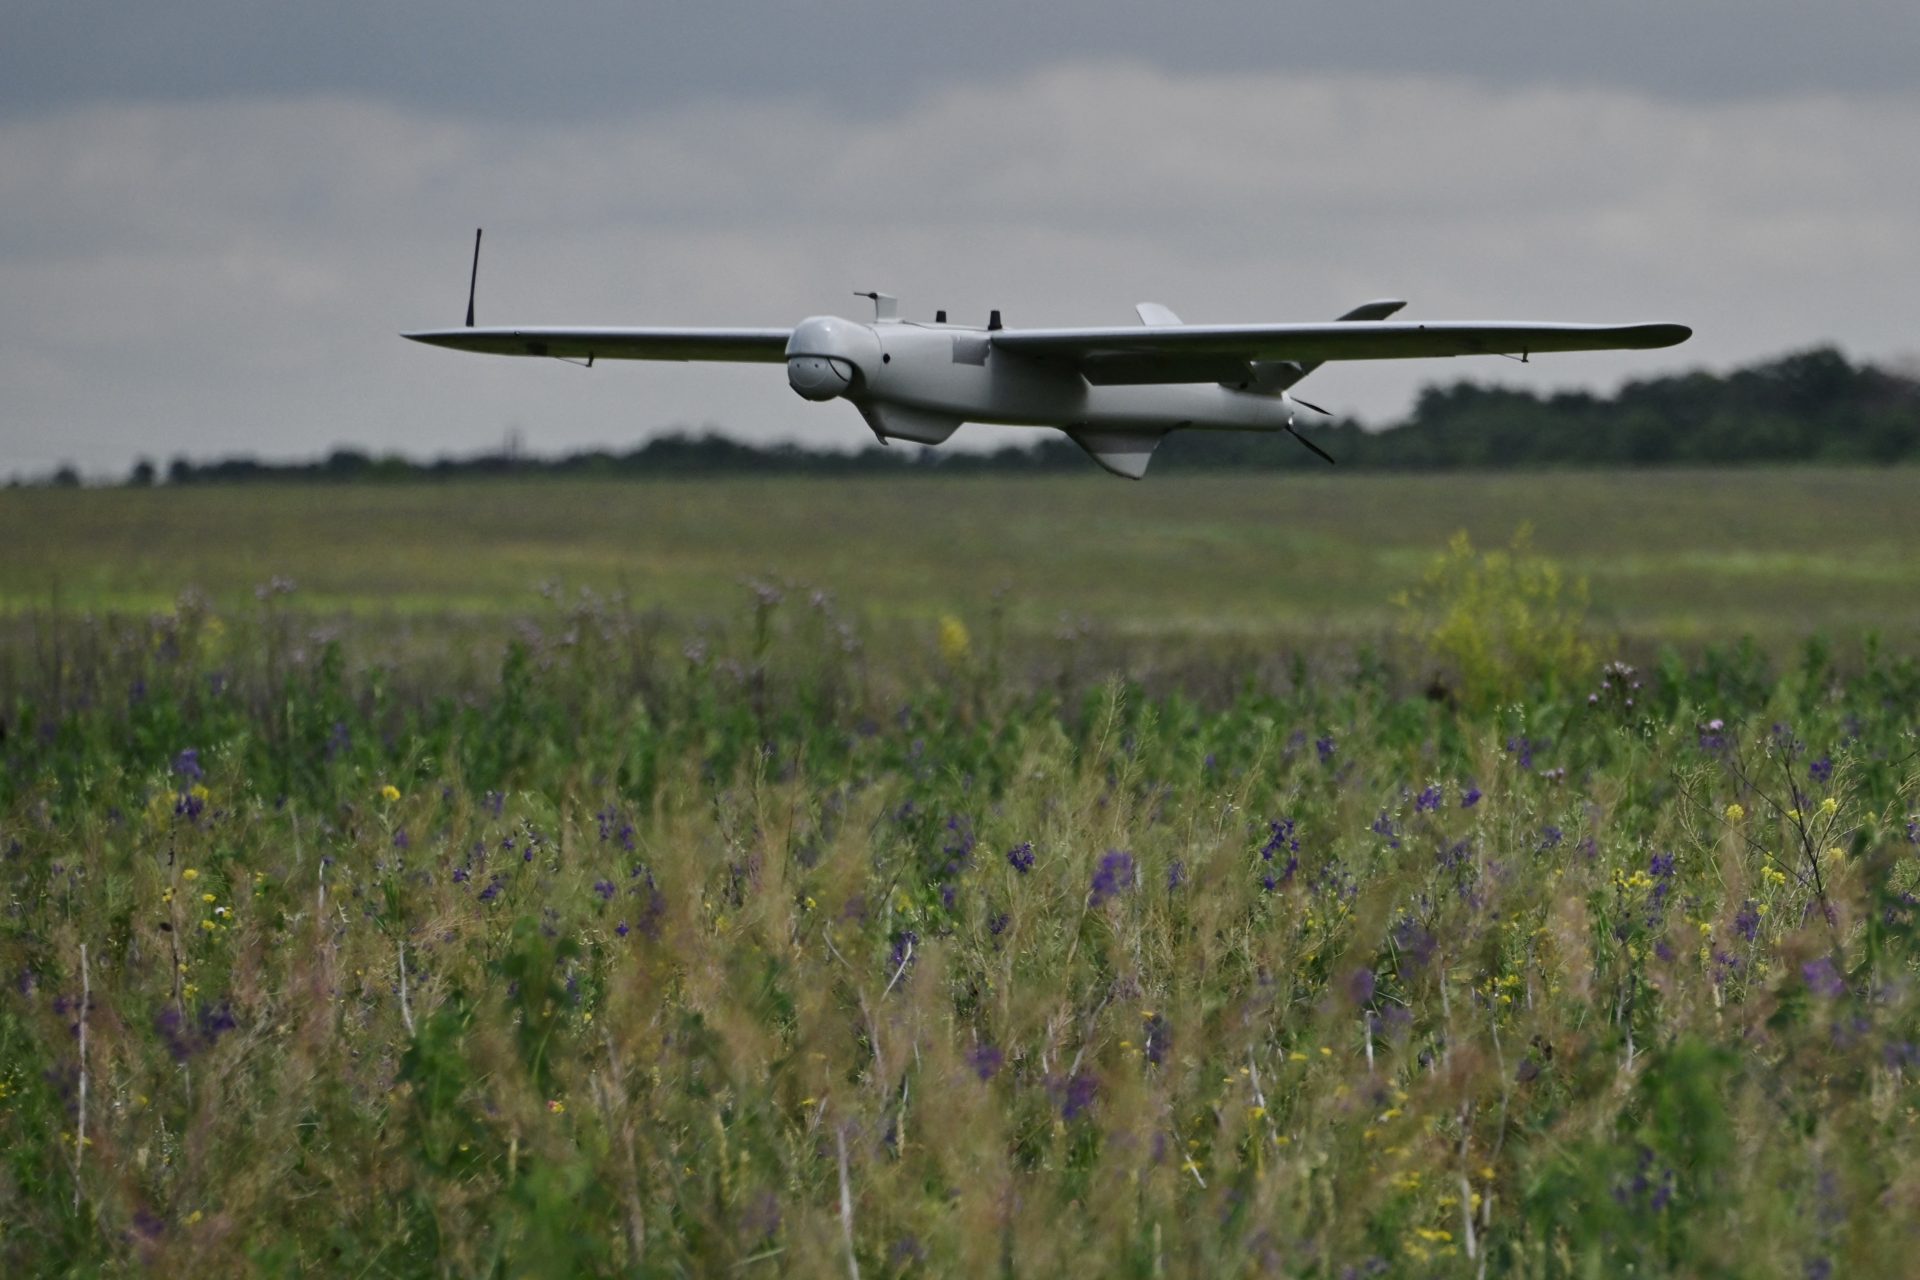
[465,228,483,328]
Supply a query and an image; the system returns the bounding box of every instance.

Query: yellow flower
[182,868,199,881]
[937,615,971,664]
[1724,803,1745,822]
[1820,796,1839,817]
[202,893,216,903]
[380,784,402,802]
[547,1099,566,1114]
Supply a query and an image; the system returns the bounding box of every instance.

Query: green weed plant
[1397,526,1594,711]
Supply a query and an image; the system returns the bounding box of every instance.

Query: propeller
[1284,394,1337,465]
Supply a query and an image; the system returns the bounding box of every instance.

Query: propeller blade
[1285,424,1337,465]
[1290,395,1333,416]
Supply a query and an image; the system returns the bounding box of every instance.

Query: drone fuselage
[785,314,1297,447]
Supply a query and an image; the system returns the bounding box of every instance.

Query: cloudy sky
[5,2,1917,477]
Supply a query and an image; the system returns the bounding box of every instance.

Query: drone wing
[403,326,792,363]
[992,319,1691,385]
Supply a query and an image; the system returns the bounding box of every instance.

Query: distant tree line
[26,345,1920,487]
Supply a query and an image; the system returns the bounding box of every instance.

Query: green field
[4,470,1919,1276]
[5,469,1918,646]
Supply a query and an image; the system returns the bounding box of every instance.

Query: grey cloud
[6,1,1920,121]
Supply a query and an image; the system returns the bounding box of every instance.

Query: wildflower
[1166,859,1187,891]
[1725,803,1745,822]
[182,868,199,881]
[201,893,215,903]
[1802,957,1846,999]
[1370,813,1401,850]
[1006,842,1035,874]
[1050,1071,1098,1121]
[380,784,401,802]
[1345,967,1376,1005]
[1142,1011,1170,1065]
[1315,734,1336,764]
[592,879,616,901]
[1260,818,1298,860]
[1089,850,1136,905]
[937,615,971,664]
[1540,826,1564,850]
[547,1099,566,1114]
[172,748,205,783]
[1819,796,1838,818]
[615,921,630,938]
[1414,786,1442,813]
[1734,899,1761,942]
[966,1043,1004,1080]
[1461,786,1482,808]
[1810,756,1833,784]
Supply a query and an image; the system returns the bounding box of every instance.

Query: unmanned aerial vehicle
[406,231,1690,478]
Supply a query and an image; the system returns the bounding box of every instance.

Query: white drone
[406,231,1690,479]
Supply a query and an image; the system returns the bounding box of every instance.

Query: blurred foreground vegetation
[4,530,1919,1274]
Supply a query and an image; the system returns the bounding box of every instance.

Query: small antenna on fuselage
[465,228,482,328]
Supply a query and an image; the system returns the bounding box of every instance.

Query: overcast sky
[5,2,1918,477]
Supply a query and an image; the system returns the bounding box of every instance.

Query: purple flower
[615,921,631,938]
[1539,826,1564,850]
[391,830,409,850]
[1734,899,1761,943]
[171,748,204,783]
[1006,842,1035,874]
[1414,786,1442,813]
[1650,851,1676,879]
[1506,736,1534,770]
[888,930,919,974]
[593,879,616,901]
[1802,957,1846,999]
[1143,1012,1171,1066]
[987,911,1009,936]
[1260,818,1299,860]
[1089,850,1136,905]
[1461,786,1482,809]
[1051,1071,1098,1120]
[1370,813,1401,850]
[967,1043,1004,1080]
[1809,756,1833,784]
[1166,859,1187,891]
[1392,918,1437,973]
[1345,967,1376,1006]
[1315,734,1336,764]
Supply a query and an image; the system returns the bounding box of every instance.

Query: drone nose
[787,355,854,401]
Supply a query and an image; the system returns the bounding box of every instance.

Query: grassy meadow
[3,470,1920,1276]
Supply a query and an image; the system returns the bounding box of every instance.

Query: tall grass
[3,578,1918,1276]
